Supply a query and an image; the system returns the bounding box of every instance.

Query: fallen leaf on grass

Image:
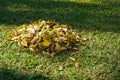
[73,47,79,51]
[75,62,80,68]
[68,56,76,61]
[58,65,63,71]
[6,36,12,41]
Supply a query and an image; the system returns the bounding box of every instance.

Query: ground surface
[0,0,120,80]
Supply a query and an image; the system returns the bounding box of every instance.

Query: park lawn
[0,0,120,80]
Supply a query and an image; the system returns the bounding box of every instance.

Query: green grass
[0,0,120,80]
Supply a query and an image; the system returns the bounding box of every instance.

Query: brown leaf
[60,46,67,51]
[54,43,61,52]
[31,36,38,44]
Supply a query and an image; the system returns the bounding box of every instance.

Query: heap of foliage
[7,19,85,54]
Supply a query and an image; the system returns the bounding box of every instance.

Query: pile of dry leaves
[7,19,86,55]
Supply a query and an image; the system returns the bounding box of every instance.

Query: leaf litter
[7,19,86,56]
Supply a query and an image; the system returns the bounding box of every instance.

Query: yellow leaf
[46,20,55,26]
[11,36,21,40]
[73,47,79,51]
[6,36,12,41]
[29,44,35,51]
[83,38,87,41]
[79,38,87,41]
[27,27,35,33]
[68,57,76,61]
[43,40,51,47]
[29,47,35,51]
[17,25,26,32]
[21,38,28,47]
[34,25,41,31]
[75,62,80,68]
[14,31,21,36]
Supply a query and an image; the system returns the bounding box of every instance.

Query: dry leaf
[73,47,79,51]
[58,65,63,71]
[27,27,35,33]
[6,36,12,41]
[31,36,38,44]
[60,46,67,51]
[51,52,56,57]
[43,40,52,47]
[69,57,76,61]
[6,19,86,55]
[54,43,61,52]
[34,25,41,31]
[11,36,21,40]
[29,47,35,51]
[14,31,21,36]
[21,38,28,47]
[75,62,80,68]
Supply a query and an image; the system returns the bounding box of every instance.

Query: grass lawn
[0,0,120,80]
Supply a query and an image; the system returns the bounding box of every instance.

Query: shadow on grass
[0,0,119,32]
[0,68,50,80]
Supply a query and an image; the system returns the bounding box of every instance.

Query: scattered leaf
[69,56,76,61]
[75,62,80,68]
[58,65,64,71]
[73,47,79,51]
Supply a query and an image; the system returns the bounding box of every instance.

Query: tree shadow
[0,0,119,32]
[0,68,50,80]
